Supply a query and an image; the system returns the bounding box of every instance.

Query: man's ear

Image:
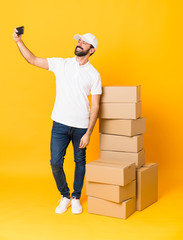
[90,48,95,54]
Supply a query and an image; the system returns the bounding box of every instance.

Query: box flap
[137,163,158,172]
[87,158,135,169]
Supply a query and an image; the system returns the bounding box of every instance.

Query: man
[13,27,102,214]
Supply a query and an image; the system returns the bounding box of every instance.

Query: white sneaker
[55,196,71,214]
[71,198,82,214]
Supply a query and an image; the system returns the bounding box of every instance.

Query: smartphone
[16,26,24,35]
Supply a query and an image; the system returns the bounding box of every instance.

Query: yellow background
[0,0,183,239]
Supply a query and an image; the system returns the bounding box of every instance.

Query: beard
[74,46,90,57]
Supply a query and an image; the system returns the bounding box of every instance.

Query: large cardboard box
[86,158,136,186]
[86,180,136,203]
[98,102,141,119]
[100,133,144,153]
[88,196,136,219]
[100,149,145,168]
[136,163,158,211]
[99,118,146,136]
[100,86,141,103]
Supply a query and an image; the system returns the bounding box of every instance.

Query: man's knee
[74,154,86,165]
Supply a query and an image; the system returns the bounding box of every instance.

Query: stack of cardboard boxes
[86,86,158,219]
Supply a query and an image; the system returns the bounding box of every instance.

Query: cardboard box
[99,118,146,136]
[136,163,158,211]
[86,180,136,203]
[86,158,136,186]
[100,149,145,168]
[98,102,141,119]
[100,86,141,103]
[100,133,144,153]
[88,196,136,219]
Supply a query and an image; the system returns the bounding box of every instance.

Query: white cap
[74,33,98,50]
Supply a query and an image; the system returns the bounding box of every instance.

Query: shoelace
[57,197,71,204]
[57,197,78,204]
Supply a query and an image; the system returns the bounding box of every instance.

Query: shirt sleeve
[91,73,102,95]
[46,57,64,74]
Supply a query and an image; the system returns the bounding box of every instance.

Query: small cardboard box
[86,180,136,203]
[99,118,146,137]
[136,163,158,211]
[88,196,136,219]
[100,86,141,103]
[100,149,145,168]
[100,133,144,153]
[86,158,136,186]
[98,102,141,119]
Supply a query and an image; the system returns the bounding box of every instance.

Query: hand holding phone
[16,26,24,35]
[13,26,24,43]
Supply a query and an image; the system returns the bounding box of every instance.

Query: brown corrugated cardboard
[86,180,136,203]
[98,102,141,119]
[100,133,144,153]
[86,158,136,186]
[88,196,136,219]
[100,149,145,168]
[100,86,141,103]
[99,118,146,136]
[136,163,158,211]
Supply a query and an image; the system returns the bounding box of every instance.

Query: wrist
[86,130,92,136]
[16,39,22,45]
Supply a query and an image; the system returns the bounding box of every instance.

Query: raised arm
[12,26,49,70]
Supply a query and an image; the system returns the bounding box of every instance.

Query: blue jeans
[50,120,88,199]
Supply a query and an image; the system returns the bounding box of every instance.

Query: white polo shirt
[47,56,102,128]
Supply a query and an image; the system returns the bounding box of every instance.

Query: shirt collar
[73,56,90,68]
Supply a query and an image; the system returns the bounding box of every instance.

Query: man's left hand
[79,133,90,148]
